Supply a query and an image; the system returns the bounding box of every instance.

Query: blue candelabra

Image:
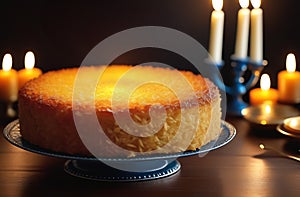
[217,56,267,116]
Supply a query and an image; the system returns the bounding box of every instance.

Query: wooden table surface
[1,116,300,196]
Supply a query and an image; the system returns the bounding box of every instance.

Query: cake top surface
[19,65,218,111]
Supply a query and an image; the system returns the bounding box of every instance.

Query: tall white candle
[234,0,250,59]
[209,0,224,64]
[250,0,263,63]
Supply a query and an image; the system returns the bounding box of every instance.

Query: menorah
[217,56,267,116]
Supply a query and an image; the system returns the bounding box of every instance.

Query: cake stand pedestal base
[64,159,181,182]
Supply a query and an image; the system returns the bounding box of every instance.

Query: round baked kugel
[18,65,221,157]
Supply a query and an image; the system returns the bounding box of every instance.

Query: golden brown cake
[18,65,221,157]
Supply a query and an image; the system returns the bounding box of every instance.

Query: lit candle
[18,51,42,89]
[278,53,300,103]
[209,0,224,64]
[0,54,18,102]
[234,0,250,59]
[249,74,278,105]
[250,0,263,63]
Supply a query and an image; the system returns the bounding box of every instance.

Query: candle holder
[217,56,267,116]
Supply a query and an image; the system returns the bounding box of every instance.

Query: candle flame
[250,0,261,9]
[239,0,249,9]
[2,53,13,71]
[286,53,296,73]
[260,73,270,91]
[25,51,35,69]
[212,0,223,11]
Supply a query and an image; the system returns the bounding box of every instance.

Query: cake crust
[18,65,221,157]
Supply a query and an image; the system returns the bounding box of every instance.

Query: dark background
[0,0,299,89]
